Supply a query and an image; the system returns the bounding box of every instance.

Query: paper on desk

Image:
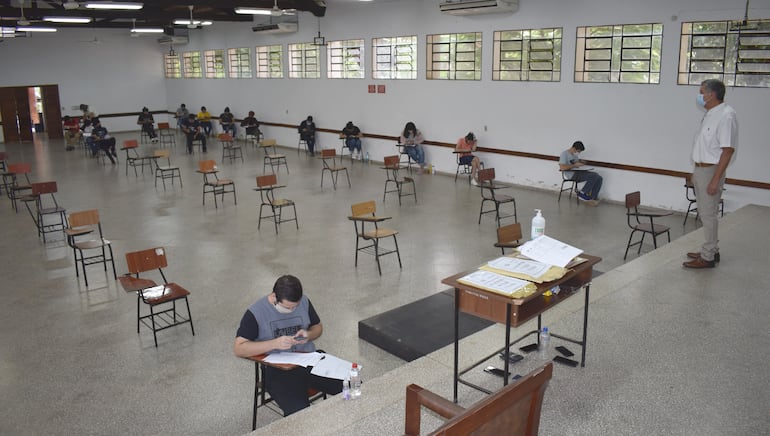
[310,353,353,380]
[263,351,324,367]
[518,235,583,268]
[457,270,537,299]
[484,256,552,281]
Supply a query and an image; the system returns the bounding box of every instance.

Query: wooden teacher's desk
[442,254,601,402]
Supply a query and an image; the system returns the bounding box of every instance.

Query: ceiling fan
[62,1,81,10]
[269,0,297,17]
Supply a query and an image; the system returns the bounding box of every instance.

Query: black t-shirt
[236,299,321,340]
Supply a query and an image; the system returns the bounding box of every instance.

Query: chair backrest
[31,181,58,195]
[261,138,277,147]
[321,148,336,158]
[8,163,31,174]
[158,122,171,129]
[351,200,376,217]
[384,155,400,167]
[123,139,139,149]
[68,209,100,228]
[478,167,495,183]
[257,174,277,187]
[154,149,171,159]
[198,160,216,172]
[125,247,169,275]
[497,222,522,245]
[625,191,641,209]
[405,362,553,436]
[218,133,233,142]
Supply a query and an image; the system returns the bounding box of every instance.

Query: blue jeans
[200,121,212,136]
[221,124,236,137]
[405,145,425,165]
[574,171,603,199]
[346,137,362,153]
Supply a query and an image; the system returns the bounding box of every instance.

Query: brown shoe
[683,257,716,269]
[686,252,720,262]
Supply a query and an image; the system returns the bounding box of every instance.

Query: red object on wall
[368,84,376,93]
[377,85,386,94]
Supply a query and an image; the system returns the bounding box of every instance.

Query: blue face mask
[696,93,706,107]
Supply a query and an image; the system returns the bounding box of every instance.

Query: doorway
[0,84,63,143]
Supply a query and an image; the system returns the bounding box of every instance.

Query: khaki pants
[692,165,725,261]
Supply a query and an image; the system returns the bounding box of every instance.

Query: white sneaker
[151,137,159,143]
[471,179,479,186]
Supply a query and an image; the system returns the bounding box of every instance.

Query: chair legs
[321,168,351,190]
[137,293,195,348]
[74,244,117,287]
[624,228,671,260]
[356,234,402,276]
[558,179,581,204]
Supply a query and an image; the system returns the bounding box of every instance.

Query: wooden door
[0,87,20,142]
[14,87,33,141]
[41,85,63,139]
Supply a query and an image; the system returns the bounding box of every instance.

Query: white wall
[1,0,769,210]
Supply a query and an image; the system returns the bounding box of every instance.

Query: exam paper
[487,256,551,279]
[458,270,535,297]
[518,235,583,268]
[310,354,353,381]
[263,351,324,367]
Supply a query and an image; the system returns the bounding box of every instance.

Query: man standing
[233,275,341,416]
[181,113,207,154]
[683,79,737,269]
[558,140,602,206]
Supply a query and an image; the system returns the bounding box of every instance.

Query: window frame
[327,38,365,79]
[227,47,253,79]
[288,42,321,79]
[493,28,562,82]
[426,32,482,81]
[256,44,284,79]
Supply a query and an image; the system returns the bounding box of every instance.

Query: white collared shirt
[691,102,738,165]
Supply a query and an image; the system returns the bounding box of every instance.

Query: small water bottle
[365,152,370,164]
[342,379,351,401]
[539,327,550,360]
[349,363,361,399]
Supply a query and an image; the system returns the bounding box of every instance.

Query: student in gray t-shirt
[558,140,603,205]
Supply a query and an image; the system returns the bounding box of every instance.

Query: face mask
[696,93,706,107]
[274,301,295,314]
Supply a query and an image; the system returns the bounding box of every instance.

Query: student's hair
[224,107,230,112]
[572,140,585,152]
[201,106,206,111]
[248,111,255,116]
[403,122,417,137]
[142,107,148,112]
[307,115,313,122]
[180,103,186,108]
[465,132,475,142]
[273,275,303,303]
[701,79,726,101]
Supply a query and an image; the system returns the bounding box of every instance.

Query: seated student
[63,116,81,151]
[181,113,207,154]
[399,121,427,172]
[558,140,602,206]
[240,111,261,138]
[175,103,189,129]
[233,275,342,416]
[298,116,316,156]
[456,132,482,185]
[197,106,213,136]
[341,121,363,159]
[137,107,159,143]
[89,119,117,164]
[219,107,237,137]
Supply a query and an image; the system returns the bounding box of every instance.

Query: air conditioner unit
[439,0,518,16]
[157,35,189,45]
[252,22,298,34]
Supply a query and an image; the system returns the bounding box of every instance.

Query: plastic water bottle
[365,152,370,164]
[531,209,545,240]
[349,363,361,399]
[342,379,351,401]
[539,327,550,360]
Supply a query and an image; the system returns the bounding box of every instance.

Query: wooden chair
[65,209,117,287]
[121,247,195,347]
[558,169,585,204]
[494,222,522,255]
[255,174,298,233]
[259,139,289,174]
[454,151,473,183]
[297,135,308,155]
[320,149,350,190]
[349,200,402,275]
[404,362,553,436]
[396,142,416,173]
[121,139,153,177]
[21,181,67,243]
[683,174,724,226]
[382,155,417,205]
[157,122,176,148]
[4,162,33,213]
[153,149,182,190]
[477,168,517,227]
[624,191,672,260]
[219,133,243,163]
[197,160,236,208]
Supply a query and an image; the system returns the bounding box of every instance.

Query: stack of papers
[457,270,537,298]
[481,256,567,283]
[517,235,583,268]
[262,352,352,381]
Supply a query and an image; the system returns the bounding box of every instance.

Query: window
[204,49,226,79]
[228,47,252,79]
[164,53,181,79]
[372,35,417,79]
[426,32,482,80]
[327,39,364,79]
[256,45,284,78]
[575,23,663,84]
[679,20,770,88]
[288,43,320,79]
[493,28,562,81]
[182,51,202,78]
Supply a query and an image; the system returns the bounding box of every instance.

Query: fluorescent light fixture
[17,26,58,32]
[173,19,212,26]
[1,26,17,33]
[85,2,143,10]
[234,7,272,15]
[131,27,164,33]
[43,16,93,23]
